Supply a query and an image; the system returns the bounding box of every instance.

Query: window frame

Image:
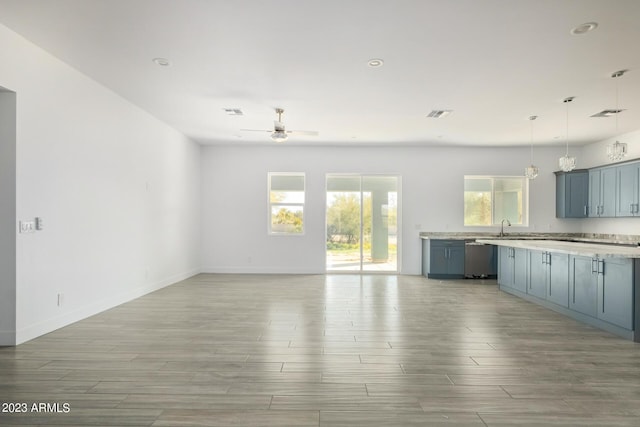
[463,175,529,227]
[268,172,306,236]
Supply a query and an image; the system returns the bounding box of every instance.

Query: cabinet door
[498,247,514,287]
[429,243,448,275]
[597,258,633,329]
[566,172,589,218]
[588,170,601,218]
[527,250,547,299]
[548,252,569,307]
[616,163,640,217]
[569,256,598,317]
[513,248,528,293]
[600,167,617,217]
[448,246,465,275]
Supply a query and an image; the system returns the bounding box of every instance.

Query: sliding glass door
[326,175,399,272]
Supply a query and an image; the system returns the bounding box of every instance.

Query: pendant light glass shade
[606,70,628,162]
[559,97,576,172]
[559,155,576,172]
[525,115,539,179]
[607,140,627,161]
[525,165,539,180]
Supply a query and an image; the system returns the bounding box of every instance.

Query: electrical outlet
[35,217,44,230]
[19,220,36,233]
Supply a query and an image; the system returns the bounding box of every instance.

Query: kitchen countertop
[420,232,640,246]
[476,238,640,259]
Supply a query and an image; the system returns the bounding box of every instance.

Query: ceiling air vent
[427,110,452,118]
[591,109,625,118]
[223,108,244,116]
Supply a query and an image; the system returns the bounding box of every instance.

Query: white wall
[0,89,17,345]
[202,144,579,275]
[0,24,201,344]
[578,130,640,235]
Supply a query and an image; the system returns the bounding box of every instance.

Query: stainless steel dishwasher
[464,241,496,278]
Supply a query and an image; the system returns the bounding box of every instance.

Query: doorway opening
[326,175,399,272]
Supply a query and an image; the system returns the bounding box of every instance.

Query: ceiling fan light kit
[271,130,288,143]
[241,108,318,143]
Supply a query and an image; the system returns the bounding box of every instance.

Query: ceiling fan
[241,108,318,142]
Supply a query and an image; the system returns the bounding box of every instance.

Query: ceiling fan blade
[240,129,271,132]
[287,130,319,136]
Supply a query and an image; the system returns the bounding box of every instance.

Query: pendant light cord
[565,101,569,156]
[529,115,536,163]
[615,72,619,134]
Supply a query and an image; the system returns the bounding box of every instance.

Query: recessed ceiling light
[367,58,384,68]
[570,22,598,35]
[591,109,625,118]
[223,108,244,116]
[152,57,171,66]
[427,110,452,119]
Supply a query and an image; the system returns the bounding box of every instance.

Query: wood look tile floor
[1,274,640,426]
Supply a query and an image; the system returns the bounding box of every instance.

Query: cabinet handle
[631,203,635,214]
[591,258,598,274]
[598,260,604,275]
[584,206,587,216]
[547,253,551,265]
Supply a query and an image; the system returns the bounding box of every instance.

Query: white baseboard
[201,266,325,274]
[15,267,201,345]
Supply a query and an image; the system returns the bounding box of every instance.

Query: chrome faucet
[499,219,511,237]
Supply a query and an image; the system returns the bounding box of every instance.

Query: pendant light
[524,115,539,179]
[559,97,576,172]
[606,70,628,161]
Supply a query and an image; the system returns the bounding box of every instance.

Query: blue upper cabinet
[588,167,616,217]
[616,163,640,217]
[555,170,588,218]
[556,159,640,220]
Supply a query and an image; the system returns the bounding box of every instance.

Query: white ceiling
[1,0,640,147]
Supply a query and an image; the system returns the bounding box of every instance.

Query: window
[464,176,528,226]
[268,173,305,235]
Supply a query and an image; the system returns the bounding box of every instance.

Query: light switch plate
[19,220,36,233]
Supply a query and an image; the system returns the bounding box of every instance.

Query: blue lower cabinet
[569,255,599,318]
[499,247,635,341]
[498,247,514,288]
[498,246,526,292]
[528,250,547,300]
[597,257,633,329]
[547,252,569,307]
[426,239,465,279]
[527,251,569,305]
